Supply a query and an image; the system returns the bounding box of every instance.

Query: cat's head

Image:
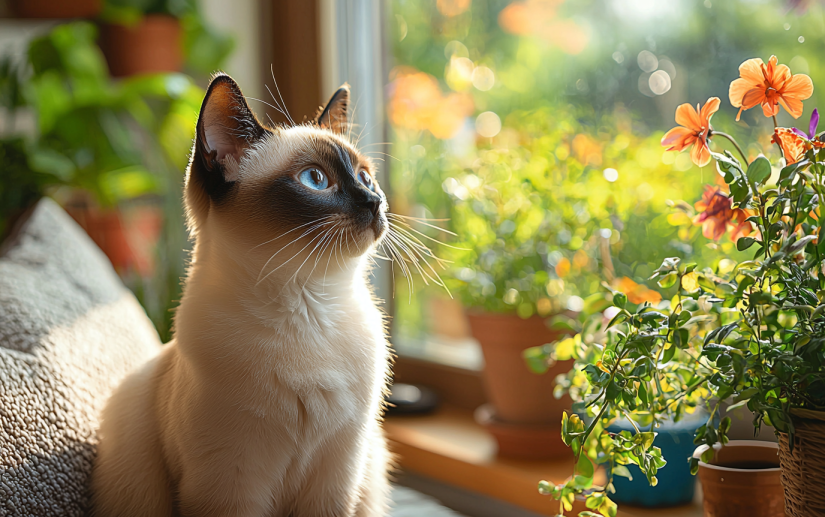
[184,74,387,282]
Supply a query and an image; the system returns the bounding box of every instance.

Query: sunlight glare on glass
[476,111,501,138]
[603,168,619,182]
[472,66,495,91]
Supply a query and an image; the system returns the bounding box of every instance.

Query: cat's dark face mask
[184,74,389,279]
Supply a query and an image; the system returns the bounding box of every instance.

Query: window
[379,0,820,369]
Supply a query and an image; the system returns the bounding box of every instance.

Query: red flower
[693,186,753,242]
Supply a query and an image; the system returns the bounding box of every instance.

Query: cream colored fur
[91,120,393,516]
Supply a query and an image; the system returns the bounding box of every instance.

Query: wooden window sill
[385,406,702,517]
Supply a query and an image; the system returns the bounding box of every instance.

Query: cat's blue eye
[298,168,329,190]
[358,170,375,191]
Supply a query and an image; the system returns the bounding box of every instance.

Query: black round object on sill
[385,383,439,415]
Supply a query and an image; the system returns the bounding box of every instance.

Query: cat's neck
[176,225,371,336]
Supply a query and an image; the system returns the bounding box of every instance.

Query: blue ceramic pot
[607,411,707,507]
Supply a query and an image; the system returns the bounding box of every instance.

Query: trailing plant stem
[712,131,749,166]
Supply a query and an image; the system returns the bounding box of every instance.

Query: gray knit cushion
[0,198,162,516]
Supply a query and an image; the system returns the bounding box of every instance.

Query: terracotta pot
[99,15,183,78]
[65,205,162,276]
[694,440,784,517]
[11,0,101,18]
[466,311,572,424]
[778,409,825,516]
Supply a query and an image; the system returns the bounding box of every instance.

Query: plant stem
[771,114,785,158]
[712,131,749,166]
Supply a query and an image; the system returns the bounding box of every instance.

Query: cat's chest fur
[175,272,388,437]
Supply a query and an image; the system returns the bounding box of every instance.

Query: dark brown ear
[195,73,269,182]
[316,85,350,134]
[185,74,270,230]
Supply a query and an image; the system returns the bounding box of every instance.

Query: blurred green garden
[386,0,825,344]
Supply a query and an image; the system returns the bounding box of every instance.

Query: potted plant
[433,105,720,458]
[527,55,825,517]
[99,0,233,77]
[0,21,202,341]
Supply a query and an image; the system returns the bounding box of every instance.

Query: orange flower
[693,186,753,241]
[615,277,662,305]
[729,55,813,121]
[661,97,720,167]
[772,128,809,165]
[387,67,474,139]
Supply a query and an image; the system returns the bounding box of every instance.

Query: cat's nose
[358,194,382,218]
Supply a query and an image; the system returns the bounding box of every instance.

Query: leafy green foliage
[0,22,203,341]
[527,130,825,517]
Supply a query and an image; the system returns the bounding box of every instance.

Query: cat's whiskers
[255,218,336,282]
[301,222,343,292]
[256,221,336,286]
[372,215,457,300]
[250,216,335,252]
[387,224,453,267]
[291,221,343,284]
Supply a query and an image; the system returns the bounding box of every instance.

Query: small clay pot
[11,0,101,18]
[694,440,784,517]
[99,15,182,77]
[466,311,572,425]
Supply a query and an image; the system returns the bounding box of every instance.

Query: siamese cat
[91,74,392,517]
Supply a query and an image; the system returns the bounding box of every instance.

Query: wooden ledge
[385,406,702,517]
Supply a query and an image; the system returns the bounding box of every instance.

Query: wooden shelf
[385,406,703,517]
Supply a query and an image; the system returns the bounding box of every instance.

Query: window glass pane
[385,0,821,366]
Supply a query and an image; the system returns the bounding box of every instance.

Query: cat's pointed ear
[194,73,269,182]
[316,84,350,134]
[186,74,269,231]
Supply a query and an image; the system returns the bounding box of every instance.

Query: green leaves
[736,237,757,251]
[746,156,772,186]
[657,272,678,289]
[576,453,594,478]
[534,146,825,515]
[523,345,550,374]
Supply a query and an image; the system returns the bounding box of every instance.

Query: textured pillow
[0,198,162,516]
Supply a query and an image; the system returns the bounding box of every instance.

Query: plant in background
[526,55,825,516]
[101,0,234,75]
[439,105,723,320]
[0,22,203,340]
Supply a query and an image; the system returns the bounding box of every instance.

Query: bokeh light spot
[472,66,495,91]
[603,168,619,182]
[476,111,502,138]
[649,70,672,95]
[637,50,658,72]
